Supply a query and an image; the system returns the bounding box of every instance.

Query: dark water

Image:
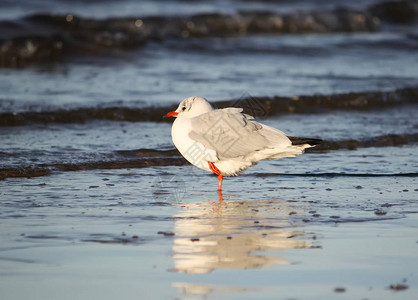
[0,0,418,299]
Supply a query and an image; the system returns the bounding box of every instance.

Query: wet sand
[0,165,417,299]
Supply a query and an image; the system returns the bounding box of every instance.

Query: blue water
[0,1,418,299]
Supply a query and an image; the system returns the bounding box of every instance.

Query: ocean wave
[1,86,416,126]
[0,5,387,67]
[0,133,417,180]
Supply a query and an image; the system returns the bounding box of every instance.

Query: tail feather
[288,136,322,146]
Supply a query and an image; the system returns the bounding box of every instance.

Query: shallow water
[0,0,418,299]
[1,168,417,299]
[1,104,417,169]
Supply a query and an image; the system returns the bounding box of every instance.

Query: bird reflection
[218,190,224,202]
[171,198,311,274]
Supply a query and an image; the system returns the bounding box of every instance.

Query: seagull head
[164,96,213,118]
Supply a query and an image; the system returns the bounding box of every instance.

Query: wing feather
[189,108,291,160]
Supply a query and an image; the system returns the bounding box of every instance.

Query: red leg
[218,174,223,191]
[208,162,223,192]
[208,161,220,175]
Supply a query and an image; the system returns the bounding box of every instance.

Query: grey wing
[189,108,290,160]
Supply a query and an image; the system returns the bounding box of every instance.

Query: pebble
[334,287,346,293]
[374,209,387,216]
[157,231,175,236]
[389,284,408,291]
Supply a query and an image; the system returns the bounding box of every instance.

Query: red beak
[164,111,179,118]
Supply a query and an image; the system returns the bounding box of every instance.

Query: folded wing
[189,108,292,160]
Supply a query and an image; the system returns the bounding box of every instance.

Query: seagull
[165,96,321,193]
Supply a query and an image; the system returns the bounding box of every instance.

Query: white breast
[171,117,218,173]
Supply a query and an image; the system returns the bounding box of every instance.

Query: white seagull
[165,96,321,193]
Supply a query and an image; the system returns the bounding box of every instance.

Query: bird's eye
[182,106,186,111]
